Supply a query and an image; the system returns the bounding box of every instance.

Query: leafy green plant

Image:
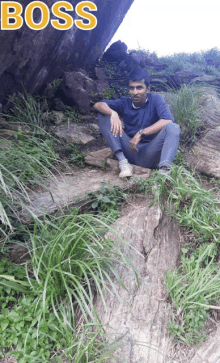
[69,144,85,166]
[102,88,117,100]
[87,182,128,218]
[47,78,63,98]
[110,83,129,98]
[64,106,83,123]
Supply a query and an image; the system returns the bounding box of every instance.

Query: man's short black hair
[128,68,151,87]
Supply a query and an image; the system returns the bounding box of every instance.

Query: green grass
[0,130,58,234]
[4,88,49,130]
[0,89,60,234]
[0,211,138,362]
[166,84,207,148]
[166,243,220,344]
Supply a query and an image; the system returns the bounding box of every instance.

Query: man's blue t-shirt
[103,93,175,142]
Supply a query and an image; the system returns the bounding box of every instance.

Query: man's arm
[129,119,172,152]
[93,102,123,137]
[143,118,172,136]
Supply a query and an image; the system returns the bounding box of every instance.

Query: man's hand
[129,132,142,152]
[110,110,123,137]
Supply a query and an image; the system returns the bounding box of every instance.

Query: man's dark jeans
[98,113,180,169]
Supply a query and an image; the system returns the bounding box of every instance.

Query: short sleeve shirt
[103,93,175,142]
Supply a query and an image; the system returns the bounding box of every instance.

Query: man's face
[128,79,150,107]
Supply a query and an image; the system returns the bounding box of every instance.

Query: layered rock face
[0,0,134,103]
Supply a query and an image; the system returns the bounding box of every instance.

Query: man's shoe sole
[119,170,133,178]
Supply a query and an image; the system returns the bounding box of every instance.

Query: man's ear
[147,86,151,93]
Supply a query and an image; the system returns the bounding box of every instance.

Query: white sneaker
[119,159,133,178]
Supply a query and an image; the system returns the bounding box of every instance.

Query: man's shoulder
[148,93,164,101]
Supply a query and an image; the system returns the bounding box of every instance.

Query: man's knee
[165,122,180,136]
[97,113,111,131]
[97,113,110,123]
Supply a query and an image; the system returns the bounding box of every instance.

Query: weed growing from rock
[86,181,129,219]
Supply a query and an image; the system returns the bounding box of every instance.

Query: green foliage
[168,84,206,148]
[5,88,48,130]
[0,86,60,233]
[87,182,128,218]
[102,88,117,100]
[173,150,190,169]
[69,144,85,166]
[96,59,128,79]
[91,84,128,105]
[134,167,220,243]
[166,244,220,344]
[0,130,58,233]
[64,106,83,123]
[153,48,220,78]
[0,211,137,362]
[110,83,129,98]
[47,78,63,98]
[2,129,57,185]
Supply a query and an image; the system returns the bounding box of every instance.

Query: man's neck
[132,97,148,109]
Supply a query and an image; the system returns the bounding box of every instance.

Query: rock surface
[186,88,220,177]
[85,148,152,178]
[0,0,134,103]
[95,67,109,93]
[85,147,113,167]
[189,328,220,363]
[102,40,128,63]
[187,127,220,177]
[21,167,151,221]
[95,201,181,363]
[61,71,97,110]
[54,123,97,144]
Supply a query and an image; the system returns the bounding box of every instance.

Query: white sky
[110,0,220,57]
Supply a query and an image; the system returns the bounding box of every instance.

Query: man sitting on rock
[93,69,180,178]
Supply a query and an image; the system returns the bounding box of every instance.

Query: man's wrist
[111,110,118,117]
[139,128,146,136]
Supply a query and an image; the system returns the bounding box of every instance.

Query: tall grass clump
[5,89,48,130]
[133,166,220,344]
[0,90,59,235]
[27,212,137,322]
[0,211,137,362]
[167,84,207,148]
[166,243,220,344]
[0,132,58,234]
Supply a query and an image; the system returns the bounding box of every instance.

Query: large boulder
[102,40,128,63]
[186,88,220,177]
[53,122,99,144]
[61,71,97,110]
[0,0,134,103]
[95,202,181,363]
